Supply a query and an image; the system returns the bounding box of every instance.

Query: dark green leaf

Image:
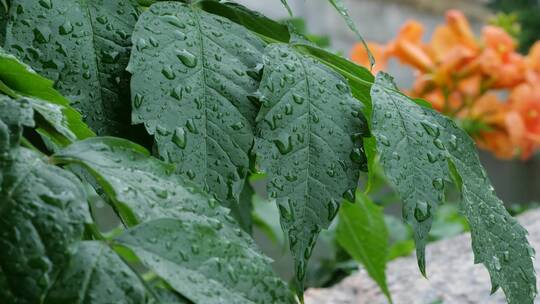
[45,241,147,304]
[293,44,373,115]
[197,0,290,44]
[326,0,374,68]
[0,48,94,143]
[0,96,33,150]
[0,102,89,303]
[0,2,7,45]
[370,72,536,304]
[5,0,141,135]
[115,217,296,304]
[255,43,366,293]
[53,137,231,227]
[337,192,391,301]
[128,2,265,205]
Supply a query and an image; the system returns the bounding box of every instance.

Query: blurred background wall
[237,0,540,205]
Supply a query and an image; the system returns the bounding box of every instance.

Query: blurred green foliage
[489,0,540,53]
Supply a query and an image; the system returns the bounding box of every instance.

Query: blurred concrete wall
[236,0,540,204]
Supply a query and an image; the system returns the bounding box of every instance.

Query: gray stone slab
[305,209,540,304]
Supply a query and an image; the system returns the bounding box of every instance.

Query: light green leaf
[0,48,94,143]
[5,0,141,135]
[0,99,89,303]
[115,217,297,304]
[53,137,231,227]
[44,241,148,304]
[326,0,374,68]
[370,72,536,304]
[255,43,367,294]
[128,1,265,206]
[337,192,391,301]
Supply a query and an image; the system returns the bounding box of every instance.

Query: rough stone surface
[305,209,540,304]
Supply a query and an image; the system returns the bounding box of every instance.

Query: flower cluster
[351,10,540,160]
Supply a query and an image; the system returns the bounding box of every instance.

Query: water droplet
[38,0,52,9]
[162,15,185,29]
[59,21,73,35]
[379,135,390,146]
[448,134,458,150]
[176,49,197,68]
[421,121,440,137]
[279,204,292,220]
[327,200,339,221]
[493,256,502,271]
[285,104,293,115]
[350,147,366,164]
[432,178,444,190]
[171,86,183,100]
[433,138,445,150]
[161,66,176,80]
[96,15,108,24]
[342,189,355,202]
[133,94,144,108]
[33,28,50,44]
[274,136,293,155]
[186,119,198,134]
[292,94,304,105]
[427,152,437,163]
[414,201,431,222]
[186,170,196,180]
[230,121,244,130]
[336,82,348,93]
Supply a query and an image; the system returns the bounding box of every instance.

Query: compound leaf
[255,43,367,294]
[0,48,94,143]
[53,137,231,227]
[44,241,147,304]
[115,217,296,304]
[5,0,141,135]
[128,1,265,206]
[370,72,536,304]
[0,98,89,303]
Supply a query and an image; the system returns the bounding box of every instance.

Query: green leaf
[0,2,7,45]
[0,48,94,143]
[337,192,391,301]
[255,43,367,294]
[53,137,231,227]
[197,0,290,44]
[54,136,294,303]
[293,44,374,114]
[252,195,286,248]
[5,0,141,135]
[44,241,148,303]
[115,217,296,304]
[326,0,374,68]
[370,72,536,304]
[0,96,34,149]
[279,0,293,16]
[0,101,89,303]
[128,1,266,205]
